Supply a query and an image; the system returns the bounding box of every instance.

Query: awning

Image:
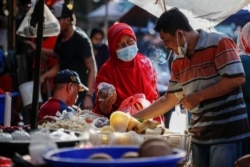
[128,0,250,29]
[87,1,134,23]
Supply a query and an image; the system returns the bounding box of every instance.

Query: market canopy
[219,8,250,25]
[119,5,157,27]
[128,0,250,29]
[87,1,134,23]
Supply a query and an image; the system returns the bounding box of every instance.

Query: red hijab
[94,23,159,117]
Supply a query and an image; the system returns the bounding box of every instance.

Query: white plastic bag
[169,104,188,134]
[16,3,60,38]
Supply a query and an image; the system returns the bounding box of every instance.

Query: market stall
[2,0,250,167]
[0,109,192,166]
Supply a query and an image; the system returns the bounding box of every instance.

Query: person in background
[16,0,61,124]
[90,28,109,71]
[0,16,7,54]
[39,2,97,110]
[133,8,250,167]
[236,22,250,155]
[16,0,33,84]
[37,37,58,101]
[23,0,62,102]
[37,69,88,123]
[93,22,164,124]
[25,36,58,102]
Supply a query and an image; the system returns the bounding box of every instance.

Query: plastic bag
[49,129,77,140]
[16,3,60,38]
[169,104,188,134]
[118,93,151,115]
[97,82,116,101]
[29,130,57,165]
[55,110,76,120]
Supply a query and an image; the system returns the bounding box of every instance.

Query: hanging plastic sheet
[128,0,250,29]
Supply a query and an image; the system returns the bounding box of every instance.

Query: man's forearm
[85,56,97,95]
[133,93,177,120]
[86,67,96,96]
[41,64,59,82]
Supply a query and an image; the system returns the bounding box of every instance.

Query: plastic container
[0,92,19,125]
[18,81,42,107]
[44,146,186,167]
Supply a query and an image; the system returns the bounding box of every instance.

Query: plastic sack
[169,105,188,134]
[118,93,151,115]
[97,82,116,101]
[49,129,77,141]
[16,3,60,38]
[54,110,76,120]
[29,130,58,165]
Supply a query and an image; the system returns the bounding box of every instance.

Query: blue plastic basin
[44,146,186,167]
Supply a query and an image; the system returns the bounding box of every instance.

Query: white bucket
[19,81,43,107]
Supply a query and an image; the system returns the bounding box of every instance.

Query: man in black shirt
[40,3,97,110]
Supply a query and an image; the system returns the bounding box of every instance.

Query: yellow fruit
[100,125,115,133]
[110,111,130,132]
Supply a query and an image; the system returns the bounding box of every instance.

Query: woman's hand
[103,91,117,106]
[99,91,117,115]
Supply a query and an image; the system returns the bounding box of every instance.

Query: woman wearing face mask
[93,22,163,123]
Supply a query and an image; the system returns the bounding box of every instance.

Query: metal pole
[7,0,16,51]
[104,0,109,37]
[30,0,44,130]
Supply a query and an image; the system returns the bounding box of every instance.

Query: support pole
[30,0,44,130]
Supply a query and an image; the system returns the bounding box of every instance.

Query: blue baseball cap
[55,69,88,91]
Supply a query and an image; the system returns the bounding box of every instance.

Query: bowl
[44,146,186,167]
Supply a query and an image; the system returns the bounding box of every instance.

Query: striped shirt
[168,29,250,144]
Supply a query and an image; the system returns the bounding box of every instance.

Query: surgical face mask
[176,33,188,57]
[116,44,138,62]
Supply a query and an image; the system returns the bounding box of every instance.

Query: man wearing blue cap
[37,69,88,123]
